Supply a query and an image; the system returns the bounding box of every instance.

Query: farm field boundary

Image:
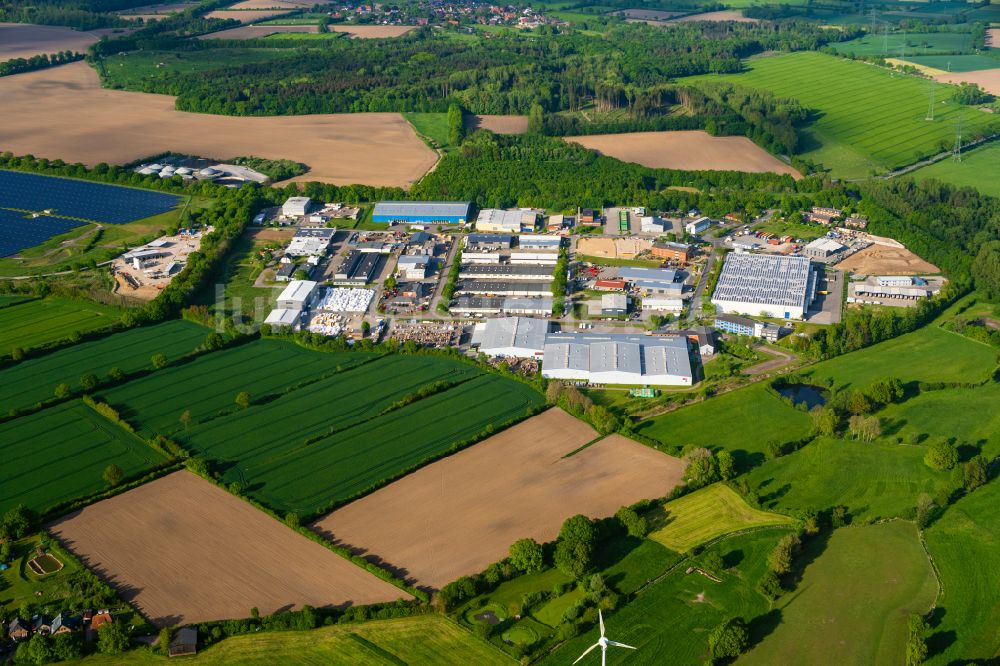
[0,297,122,360]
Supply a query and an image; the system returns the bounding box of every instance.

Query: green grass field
[803,323,997,390]
[0,297,121,356]
[404,112,452,152]
[684,52,999,178]
[902,53,1000,72]
[100,49,295,90]
[636,383,813,467]
[597,538,682,596]
[745,437,953,521]
[74,615,511,665]
[830,32,975,57]
[541,529,791,666]
[0,400,165,515]
[99,344,542,514]
[909,142,1000,197]
[924,479,1000,664]
[0,535,82,614]
[647,484,793,552]
[742,521,937,665]
[0,320,208,414]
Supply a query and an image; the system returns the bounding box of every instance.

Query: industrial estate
[0,0,998,665]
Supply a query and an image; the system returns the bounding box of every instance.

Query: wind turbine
[573,610,636,666]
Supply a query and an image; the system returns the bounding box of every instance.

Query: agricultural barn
[542,333,692,386]
[282,197,312,217]
[803,237,846,260]
[711,253,816,320]
[276,279,319,311]
[372,201,471,226]
[472,316,549,357]
[476,209,538,234]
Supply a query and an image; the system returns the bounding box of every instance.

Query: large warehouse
[711,253,816,320]
[542,333,692,386]
[471,316,549,357]
[372,201,471,226]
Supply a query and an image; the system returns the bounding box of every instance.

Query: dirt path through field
[48,471,409,627]
[313,409,685,590]
[0,63,437,187]
[566,131,802,178]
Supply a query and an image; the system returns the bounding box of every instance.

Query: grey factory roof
[466,233,514,246]
[634,280,683,292]
[619,266,678,284]
[374,201,471,217]
[459,264,554,278]
[476,316,549,353]
[293,227,335,239]
[543,332,691,378]
[712,253,813,308]
[456,280,551,294]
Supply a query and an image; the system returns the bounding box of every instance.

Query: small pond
[778,384,827,409]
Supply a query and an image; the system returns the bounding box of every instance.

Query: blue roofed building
[372,201,471,226]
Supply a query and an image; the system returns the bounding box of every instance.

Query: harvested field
[198,24,317,39]
[204,8,292,21]
[466,115,529,134]
[576,236,651,259]
[886,57,946,76]
[249,227,296,241]
[0,23,117,61]
[0,63,437,187]
[565,131,801,178]
[835,244,939,275]
[934,68,1000,96]
[120,2,193,13]
[328,25,416,38]
[313,409,685,590]
[668,10,758,22]
[48,471,409,627]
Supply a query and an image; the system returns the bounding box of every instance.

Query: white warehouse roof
[473,316,549,357]
[711,253,814,318]
[542,333,692,386]
[277,279,317,304]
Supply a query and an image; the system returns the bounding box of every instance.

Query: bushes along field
[0,400,166,515]
[0,319,208,414]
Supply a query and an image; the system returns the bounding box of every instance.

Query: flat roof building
[372,201,471,226]
[643,297,684,312]
[465,233,514,249]
[471,316,549,357]
[286,227,335,257]
[458,264,554,281]
[282,197,312,217]
[451,296,553,316]
[276,280,318,310]
[456,280,551,297]
[652,241,692,263]
[396,254,431,280]
[476,209,537,234]
[542,333,692,386]
[803,237,846,259]
[711,253,815,320]
[265,307,302,328]
[518,235,562,249]
[601,293,628,315]
[685,216,711,236]
[619,266,678,285]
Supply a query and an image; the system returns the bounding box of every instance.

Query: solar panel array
[0,170,181,225]
[712,253,812,308]
[0,209,86,258]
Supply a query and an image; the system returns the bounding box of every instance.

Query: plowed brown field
[0,63,437,187]
[198,24,317,38]
[204,8,292,21]
[466,115,529,134]
[934,68,1000,96]
[313,409,685,590]
[566,131,801,178]
[0,23,121,61]
[48,472,409,626]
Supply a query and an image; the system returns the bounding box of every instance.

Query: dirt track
[48,472,409,627]
[313,409,685,590]
[0,63,437,187]
[566,131,802,179]
[835,244,940,275]
[0,23,121,61]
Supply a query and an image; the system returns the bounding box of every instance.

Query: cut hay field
[203,8,292,21]
[314,409,685,589]
[225,0,317,9]
[328,25,417,38]
[77,615,509,665]
[0,297,121,356]
[635,382,814,467]
[100,344,543,515]
[48,472,409,627]
[830,32,975,57]
[934,67,1000,95]
[803,323,997,389]
[742,522,937,665]
[683,52,999,178]
[908,141,1000,197]
[0,22,117,61]
[565,131,802,178]
[542,529,790,666]
[0,400,164,515]
[0,63,437,188]
[667,10,758,22]
[0,319,207,414]
[745,437,952,521]
[646,484,792,553]
[924,479,1000,664]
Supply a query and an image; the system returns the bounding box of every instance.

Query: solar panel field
[0,297,122,355]
[98,344,543,515]
[0,209,87,258]
[0,400,166,515]
[0,320,209,414]
[684,52,999,178]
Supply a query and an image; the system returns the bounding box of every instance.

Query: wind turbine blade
[573,643,600,664]
[599,609,605,637]
[607,640,637,650]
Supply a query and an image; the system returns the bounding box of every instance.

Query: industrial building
[714,315,784,342]
[518,235,562,250]
[730,235,764,252]
[282,197,312,217]
[450,296,553,316]
[285,227,335,257]
[264,308,301,328]
[372,201,471,226]
[458,264,554,281]
[651,242,692,263]
[684,216,711,236]
[276,279,319,311]
[711,253,816,320]
[476,209,538,234]
[640,216,668,234]
[471,316,549,357]
[620,266,683,296]
[601,293,628,315]
[542,333,692,386]
[803,237,846,260]
[335,250,387,284]
[510,251,559,265]
[465,234,513,250]
[456,281,551,297]
[643,297,684,313]
[396,254,431,280]
[847,275,941,306]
